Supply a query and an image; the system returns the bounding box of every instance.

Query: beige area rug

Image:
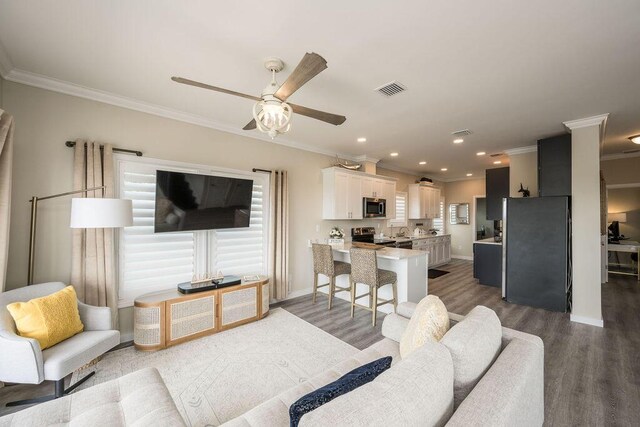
[72,308,358,426]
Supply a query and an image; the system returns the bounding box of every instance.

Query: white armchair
[0,282,120,406]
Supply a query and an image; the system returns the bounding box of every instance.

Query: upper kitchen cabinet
[408,184,441,219]
[538,134,571,197]
[322,167,396,220]
[486,167,510,220]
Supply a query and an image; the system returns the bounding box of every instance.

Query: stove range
[351,227,396,246]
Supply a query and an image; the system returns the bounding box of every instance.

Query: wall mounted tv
[154,170,253,233]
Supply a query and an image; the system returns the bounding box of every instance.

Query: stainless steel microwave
[363,197,387,218]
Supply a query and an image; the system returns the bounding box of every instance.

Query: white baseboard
[271,287,313,304]
[452,255,473,261]
[570,314,604,328]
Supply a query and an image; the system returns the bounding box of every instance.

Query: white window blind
[208,182,265,275]
[432,197,445,233]
[116,156,269,307]
[388,192,407,227]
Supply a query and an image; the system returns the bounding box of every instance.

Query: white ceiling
[1,0,639,180]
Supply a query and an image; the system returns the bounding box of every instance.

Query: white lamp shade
[70,198,133,228]
[608,212,627,223]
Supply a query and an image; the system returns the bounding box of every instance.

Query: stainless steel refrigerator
[502,197,571,312]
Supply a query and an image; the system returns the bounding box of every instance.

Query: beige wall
[601,157,640,185]
[443,178,486,257]
[509,151,538,197]
[607,187,640,241]
[2,81,423,338]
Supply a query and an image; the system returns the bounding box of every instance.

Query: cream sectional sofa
[224,303,544,426]
[0,303,544,426]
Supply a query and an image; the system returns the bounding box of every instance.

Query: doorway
[473,196,495,241]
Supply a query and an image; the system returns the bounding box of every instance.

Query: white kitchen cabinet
[347,174,363,219]
[362,176,390,199]
[381,180,396,219]
[323,169,361,219]
[408,184,441,219]
[322,167,395,220]
[411,235,451,268]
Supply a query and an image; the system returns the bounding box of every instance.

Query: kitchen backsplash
[314,219,436,243]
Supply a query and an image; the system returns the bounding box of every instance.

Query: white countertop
[474,237,502,245]
[392,234,451,243]
[333,243,427,260]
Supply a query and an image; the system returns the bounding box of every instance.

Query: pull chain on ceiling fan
[171,52,346,139]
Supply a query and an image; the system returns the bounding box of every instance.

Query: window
[115,156,269,307]
[388,191,407,227]
[432,197,445,234]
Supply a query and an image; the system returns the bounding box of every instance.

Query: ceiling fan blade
[171,76,262,102]
[243,119,257,130]
[288,103,346,126]
[274,53,327,101]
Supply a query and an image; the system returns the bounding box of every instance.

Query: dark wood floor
[2,260,639,426]
[277,260,640,427]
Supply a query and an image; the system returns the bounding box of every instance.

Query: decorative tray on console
[178,275,242,294]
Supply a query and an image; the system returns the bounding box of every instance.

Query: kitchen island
[473,238,502,287]
[331,243,428,313]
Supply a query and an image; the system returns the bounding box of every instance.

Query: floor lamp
[28,186,133,285]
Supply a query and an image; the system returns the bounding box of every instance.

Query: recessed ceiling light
[476,152,486,156]
[357,137,367,143]
[453,138,464,144]
[441,168,448,171]
[419,161,427,165]
[493,160,502,164]
[466,173,473,177]
[390,152,399,157]
[629,135,640,144]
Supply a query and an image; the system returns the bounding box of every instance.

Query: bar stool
[349,247,398,327]
[312,243,351,309]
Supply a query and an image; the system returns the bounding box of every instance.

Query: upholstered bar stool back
[311,243,351,309]
[349,248,398,326]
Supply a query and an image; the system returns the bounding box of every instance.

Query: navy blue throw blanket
[289,356,393,427]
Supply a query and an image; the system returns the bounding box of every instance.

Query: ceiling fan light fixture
[253,98,292,139]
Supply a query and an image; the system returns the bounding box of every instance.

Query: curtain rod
[252,168,272,173]
[65,141,143,157]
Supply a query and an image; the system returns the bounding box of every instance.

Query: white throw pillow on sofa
[399,295,450,358]
[440,305,502,408]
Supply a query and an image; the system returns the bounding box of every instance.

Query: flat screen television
[154,170,253,233]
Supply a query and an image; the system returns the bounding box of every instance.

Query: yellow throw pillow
[7,286,84,350]
[399,295,450,359]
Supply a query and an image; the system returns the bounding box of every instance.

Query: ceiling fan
[172,53,346,139]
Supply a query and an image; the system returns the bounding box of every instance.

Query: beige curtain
[269,170,289,300]
[0,110,14,292]
[71,139,118,326]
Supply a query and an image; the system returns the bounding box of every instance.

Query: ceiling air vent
[490,153,505,158]
[452,129,473,137]
[375,81,407,97]
[622,149,640,154]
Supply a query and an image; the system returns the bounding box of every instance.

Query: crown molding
[504,145,537,156]
[0,39,13,78]
[354,155,380,163]
[376,161,423,177]
[439,175,485,183]
[606,182,640,189]
[601,151,640,161]
[2,67,360,161]
[563,114,609,131]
